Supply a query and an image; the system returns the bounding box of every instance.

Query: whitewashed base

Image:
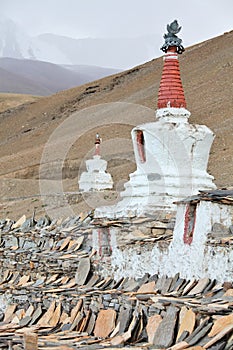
[93,202,233,282]
[95,109,216,218]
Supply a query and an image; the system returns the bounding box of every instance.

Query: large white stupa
[95,21,216,218]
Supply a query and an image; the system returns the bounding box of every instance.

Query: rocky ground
[0,214,232,349]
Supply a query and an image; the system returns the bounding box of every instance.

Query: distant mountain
[0,65,51,96]
[37,33,161,69]
[0,17,160,69]
[0,18,71,64]
[0,57,119,95]
[63,64,120,81]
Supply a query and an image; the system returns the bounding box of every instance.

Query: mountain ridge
[0,17,160,69]
[0,57,119,95]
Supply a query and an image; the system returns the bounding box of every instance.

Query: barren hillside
[0,93,40,113]
[0,30,233,219]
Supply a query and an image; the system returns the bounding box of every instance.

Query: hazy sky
[1,0,233,47]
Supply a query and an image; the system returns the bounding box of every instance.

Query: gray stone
[153,306,179,347]
[114,304,120,312]
[103,294,112,301]
[186,322,213,346]
[211,223,231,237]
[118,306,132,334]
[4,235,18,248]
[75,258,91,286]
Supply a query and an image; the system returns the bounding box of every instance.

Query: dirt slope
[0,30,233,219]
[0,93,40,113]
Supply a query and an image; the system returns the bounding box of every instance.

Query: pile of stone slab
[0,215,232,349]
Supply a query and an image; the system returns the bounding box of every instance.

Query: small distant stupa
[78,133,113,192]
[95,20,216,218]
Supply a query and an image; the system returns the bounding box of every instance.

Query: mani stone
[94,309,116,338]
[153,305,179,347]
[146,315,163,344]
[75,258,91,285]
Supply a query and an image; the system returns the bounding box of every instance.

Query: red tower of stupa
[157,20,186,109]
[94,133,101,156]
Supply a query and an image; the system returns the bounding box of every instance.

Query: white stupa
[95,21,216,218]
[78,133,113,192]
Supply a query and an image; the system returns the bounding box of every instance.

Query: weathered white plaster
[165,202,212,279]
[92,227,168,279]
[93,201,233,282]
[79,155,113,192]
[95,108,216,218]
[203,246,233,282]
[156,107,191,123]
[111,245,166,280]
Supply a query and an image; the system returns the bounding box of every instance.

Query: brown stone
[60,311,69,325]
[79,310,91,332]
[70,300,83,324]
[59,237,71,251]
[73,236,85,251]
[38,301,56,326]
[204,324,233,348]
[17,275,30,287]
[94,309,116,338]
[224,288,233,296]
[152,228,166,235]
[63,278,76,288]
[45,274,59,285]
[3,303,17,322]
[167,341,189,350]
[75,257,90,285]
[110,330,131,346]
[67,239,78,250]
[137,281,156,294]
[49,303,61,327]
[146,315,162,344]
[12,215,26,229]
[182,279,197,295]
[153,306,179,347]
[23,332,38,350]
[70,311,83,331]
[177,307,195,340]
[208,314,233,337]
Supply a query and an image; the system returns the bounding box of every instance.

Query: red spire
[157,46,186,109]
[94,133,101,156]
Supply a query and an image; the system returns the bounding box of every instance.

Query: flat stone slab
[94,309,116,337]
[153,305,179,347]
[146,314,162,344]
[75,257,91,285]
[177,306,195,341]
